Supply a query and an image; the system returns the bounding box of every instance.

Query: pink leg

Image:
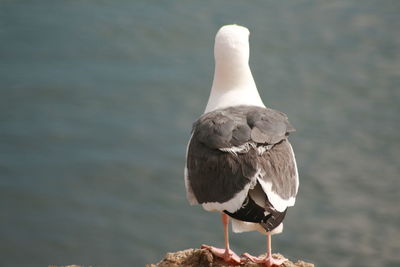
[202,213,241,264]
[242,232,287,266]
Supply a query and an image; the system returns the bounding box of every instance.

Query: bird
[184,24,299,266]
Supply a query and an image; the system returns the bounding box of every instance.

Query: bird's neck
[204,62,265,113]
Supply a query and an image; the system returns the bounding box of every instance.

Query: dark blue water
[1,1,399,266]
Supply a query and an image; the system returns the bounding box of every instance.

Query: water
[1,1,399,266]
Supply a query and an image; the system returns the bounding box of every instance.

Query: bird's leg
[201,213,241,264]
[242,232,288,266]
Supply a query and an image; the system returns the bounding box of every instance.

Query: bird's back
[184,105,298,233]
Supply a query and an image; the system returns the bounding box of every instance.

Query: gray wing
[194,106,294,149]
[185,105,298,214]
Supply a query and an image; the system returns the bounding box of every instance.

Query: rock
[147,248,314,267]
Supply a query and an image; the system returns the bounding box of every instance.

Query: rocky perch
[147,248,314,267]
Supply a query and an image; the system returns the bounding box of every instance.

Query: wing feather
[185,105,298,218]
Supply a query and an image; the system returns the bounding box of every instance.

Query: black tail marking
[224,195,287,232]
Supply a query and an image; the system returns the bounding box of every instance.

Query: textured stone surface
[147,248,314,267]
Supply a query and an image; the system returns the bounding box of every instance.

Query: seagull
[184,24,299,266]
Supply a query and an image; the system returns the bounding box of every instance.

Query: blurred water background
[1,1,400,266]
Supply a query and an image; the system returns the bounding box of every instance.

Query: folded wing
[185,105,298,230]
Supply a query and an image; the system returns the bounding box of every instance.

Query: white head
[204,24,265,113]
[214,24,250,67]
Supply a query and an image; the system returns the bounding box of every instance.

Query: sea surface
[1,1,399,267]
